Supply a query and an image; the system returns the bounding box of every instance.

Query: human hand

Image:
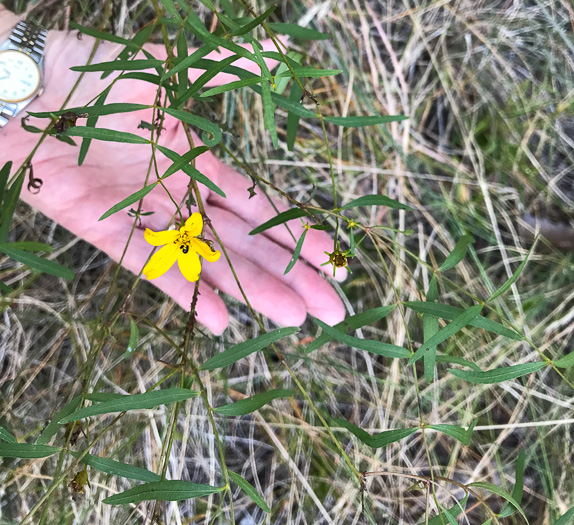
[0,10,346,334]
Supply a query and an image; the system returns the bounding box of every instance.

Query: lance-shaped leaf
[156,146,225,197]
[488,244,535,301]
[104,480,223,505]
[36,395,83,445]
[403,301,522,341]
[60,126,150,144]
[419,495,469,525]
[429,419,478,445]
[556,507,574,525]
[162,107,222,147]
[228,471,270,512]
[0,443,61,458]
[468,481,527,522]
[59,388,199,423]
[70,452,161,482]
[201,76,264,97]
[214,389,293,416]
[435,355,482,372]
[408,305,483,365]
[499,450,525,518]
[125,317,139,356]
[554,352,574,369]
[306,305,396,353]
[0,167,23,242]
[448,362,545,384]
[284,230,307,275]
[200,327,299,370]
[334,418,417,449]
[98,183,156,221]
[29,103,150,119]
[0,243,74,280]
[439,235,474,271]
[267,23,330,40]
[313,318,410,358]
[0,426,17,443]
[70,59,164,73]
[249,208,311,235]
[340,194,412,211]
[324,114,408,127]
[423,276,439,382]
[229,4,276,36]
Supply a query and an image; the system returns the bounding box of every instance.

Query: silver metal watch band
[0,21,47,129]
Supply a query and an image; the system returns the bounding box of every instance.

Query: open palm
[0,16,345,334]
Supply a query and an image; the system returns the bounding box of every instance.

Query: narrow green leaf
[70,22,141,49]
[276,67,343,79]
[98,184,156,221]
[126,318,139,355]
[284,230,307,275]
[70,451,161,482]
[324,114,408,127]
[162,44,215,80]
[228,471,270,512]
[201,76,263,97]
[287,82,302,150]
[214,389,293,416]
[249,208,310,235]
[200,327,299,370]
[36,396,82,445]
[421,494,469,525]
[61,126,149,144]
[84,393,126,402]
[408,305,483,365]
[106,23,157,80]
[0,161,11,205]
[435,355,482,372]
[448,362,545,384]
[439,235,474,271]
[0,170,24,242]
[175,55,240,102]
[7,241,52,253]
[59,388,199,423]
[79,86,112,165]
[335,418,417,449]
[340,194,412,211]
[160,146,209,179]
[103,480,223,505]
[499,450,525,518]
[250,85,317,118]
[267,22,330,40]
[429,419,478,446]
[0,243,74,280]
[0,281,11,294]
[176,32,189,99]
[70,59,164,73]
[161,107,222,146]
[313,318,410,358]
[555,507,574,525]
[404,301,522,341]
[229,5,276,36]
[554,352,574,369]
[468,481,528,522]
[0,442,61,458]
[423,276,439,382]
[156,146,226,197]
[488,244,534,301]
[29,103,150,119]
[261,79,278,148]
[306,305,396,353]
[436,504,459,525]
[0,426,17,443]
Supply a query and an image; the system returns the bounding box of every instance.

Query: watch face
[0,50,42,103]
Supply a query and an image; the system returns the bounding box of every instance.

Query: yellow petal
[183,212,203,237]
[144,228,179,247]
[190,238,221,262]
[143,243,179,279]
[177,250,202,282]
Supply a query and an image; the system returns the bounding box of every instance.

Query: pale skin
[0,7,346,334]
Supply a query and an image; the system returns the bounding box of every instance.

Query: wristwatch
[0,21,47,130]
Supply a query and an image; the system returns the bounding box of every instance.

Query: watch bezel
[0,48,42,104]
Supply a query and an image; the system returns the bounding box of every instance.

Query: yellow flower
[143,212,220,282]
